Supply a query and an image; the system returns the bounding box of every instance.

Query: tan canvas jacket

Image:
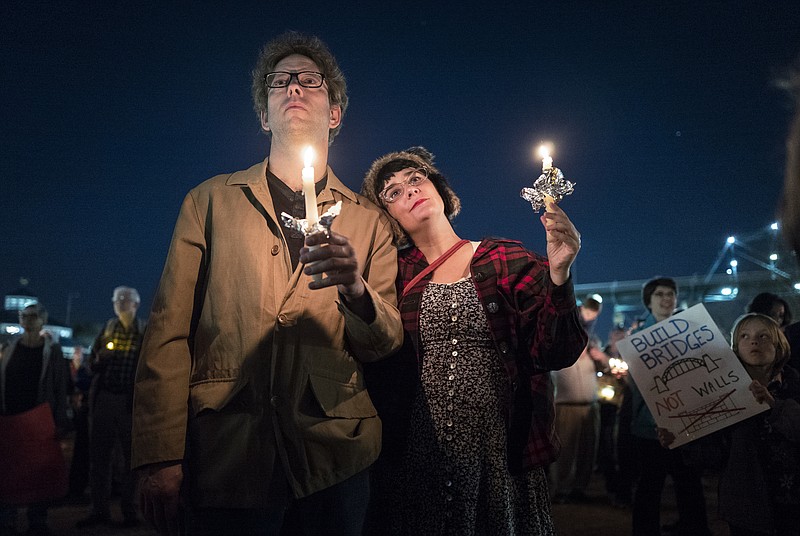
[132,159,402,506]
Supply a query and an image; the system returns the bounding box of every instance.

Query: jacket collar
[225,158,360,205]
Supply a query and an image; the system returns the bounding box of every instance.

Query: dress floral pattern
[399,278,555,535]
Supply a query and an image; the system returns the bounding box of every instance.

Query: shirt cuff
[549,274,577,314]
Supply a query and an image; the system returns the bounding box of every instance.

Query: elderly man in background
[77,286,145,529]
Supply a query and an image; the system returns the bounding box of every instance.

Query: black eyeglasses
[265,71,325,89]
[19,312,39,319]
[379,168,429,204]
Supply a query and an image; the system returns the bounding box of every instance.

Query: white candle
[539,144,553,172]
[538,144,555,212]
[302,147,318,227]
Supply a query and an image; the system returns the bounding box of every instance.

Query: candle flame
[600,386,616,400]
[106,341,115,350]
[538,144,551,159]
[303,146,315,168]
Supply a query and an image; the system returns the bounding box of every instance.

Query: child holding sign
[659,313,800,535]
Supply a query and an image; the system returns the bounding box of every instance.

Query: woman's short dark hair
[641,277,677,309]
[361,147,461,247]
[747,292,792,326]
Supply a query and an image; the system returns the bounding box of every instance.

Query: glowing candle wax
[302,147,318,227]
[539,144,555,211]
[539,144,553,172]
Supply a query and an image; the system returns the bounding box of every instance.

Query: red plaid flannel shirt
[397,238,587,471]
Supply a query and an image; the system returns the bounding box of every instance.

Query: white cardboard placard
[617,304,767,448]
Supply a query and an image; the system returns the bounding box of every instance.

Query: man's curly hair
[251,31,348,145]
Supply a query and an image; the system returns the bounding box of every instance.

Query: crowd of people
[0,287,145,535]
[1,31,800,536]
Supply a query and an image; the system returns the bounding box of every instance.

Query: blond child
[659,313,800,535]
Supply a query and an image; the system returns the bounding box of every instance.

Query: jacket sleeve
[769,397,800,442]
[338,213,403,363]
[49,344,71,434]
[537,274,587,369]
[132,192,203,469]
[513,252,587,372]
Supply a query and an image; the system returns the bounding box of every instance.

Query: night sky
[3,1,800,325]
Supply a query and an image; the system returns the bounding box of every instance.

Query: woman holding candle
[360,146,587,535]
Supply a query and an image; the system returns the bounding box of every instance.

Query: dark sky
[2,1,800,325]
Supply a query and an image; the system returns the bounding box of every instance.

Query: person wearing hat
[360,146,587,534]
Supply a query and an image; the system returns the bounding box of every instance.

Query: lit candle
[302,147,318,227]
[539,144,553,172]
[538,144,555,211]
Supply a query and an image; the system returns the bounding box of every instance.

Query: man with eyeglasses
[132,32,402,535]
[76,286,144,529]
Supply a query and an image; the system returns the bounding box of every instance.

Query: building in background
[577,222,800,341]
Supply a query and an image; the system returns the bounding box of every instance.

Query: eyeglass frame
[379,167,430,204]
[19,312,40,319]
[264,71,326,89]
[651,290,676,299]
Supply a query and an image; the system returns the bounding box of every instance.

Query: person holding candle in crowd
[131,32,402,536]
[360,146,587,534]
[76,286,144,529]
[627,278,711,536]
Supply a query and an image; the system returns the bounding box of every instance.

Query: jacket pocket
[308,373,377,419]
[187,408,271,507]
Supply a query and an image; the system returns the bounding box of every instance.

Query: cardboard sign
[617,304,767,448]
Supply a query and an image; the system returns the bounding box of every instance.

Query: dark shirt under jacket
[4,343,44,414]
[266,169,327,271]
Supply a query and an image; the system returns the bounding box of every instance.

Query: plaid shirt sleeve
[472,239,586,373]
[470,239,586,470]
